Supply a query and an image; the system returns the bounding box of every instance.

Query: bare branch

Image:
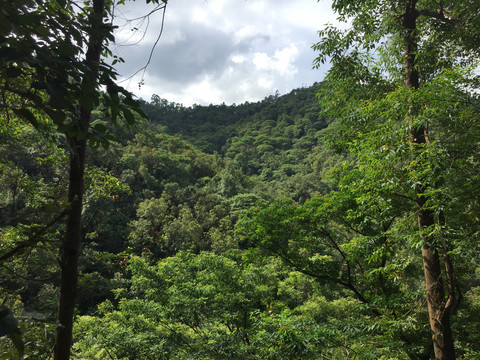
[117,3,168,87]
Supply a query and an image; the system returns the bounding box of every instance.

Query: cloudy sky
[111,0,339,106]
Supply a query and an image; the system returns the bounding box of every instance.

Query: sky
[111,0,339,106]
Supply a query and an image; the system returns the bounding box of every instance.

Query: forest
[1,0,480,359]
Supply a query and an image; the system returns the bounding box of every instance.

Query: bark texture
[403,1,455,359]
[54,0,105,358]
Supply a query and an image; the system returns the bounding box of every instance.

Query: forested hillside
[2,81,480,359]
[2,0,480,359]
[0,84,342,357]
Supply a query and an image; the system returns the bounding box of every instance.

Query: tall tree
[1,0,167,358]
[313,0,480,358]
[54,0,106,357]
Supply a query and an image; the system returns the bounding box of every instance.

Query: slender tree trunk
[54,0,105,358]
[403,2,455,359]
[54,138,86,360]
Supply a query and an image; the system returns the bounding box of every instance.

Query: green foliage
[73,252,275,359]
[73,249,433,359]
[72,252,328,358]
[311,0,480,357]
[140,86,330,203]
[2,11,480,354]
[0,0,147,144]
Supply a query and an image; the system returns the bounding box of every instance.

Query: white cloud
[191,7,208,24]
[231,55,246,64]
[257,76,274,89]
[183,77,223,105]
[209,0,226,15]
[274,44,299,76]
[252,52,270,70]
[251,44,298,77]
[113,0,337,105]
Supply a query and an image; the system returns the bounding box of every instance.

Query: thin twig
[117,3,167,87]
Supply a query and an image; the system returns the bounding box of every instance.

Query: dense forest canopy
[1,0,480,359]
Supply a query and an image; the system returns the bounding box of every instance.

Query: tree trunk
[403,1,455,359]
[54,138,86,360]
[54,0,105,358]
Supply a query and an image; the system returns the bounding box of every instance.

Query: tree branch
[389,192,416,202]
[117,3,167,88]
[417,8,458,23]
[0,207,69,264]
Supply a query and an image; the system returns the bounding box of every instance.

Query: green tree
[236,192,434,358]
[1,0,167,358]
[73,252,340,359]
[74,252,274,359]
[313,0,480,358]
